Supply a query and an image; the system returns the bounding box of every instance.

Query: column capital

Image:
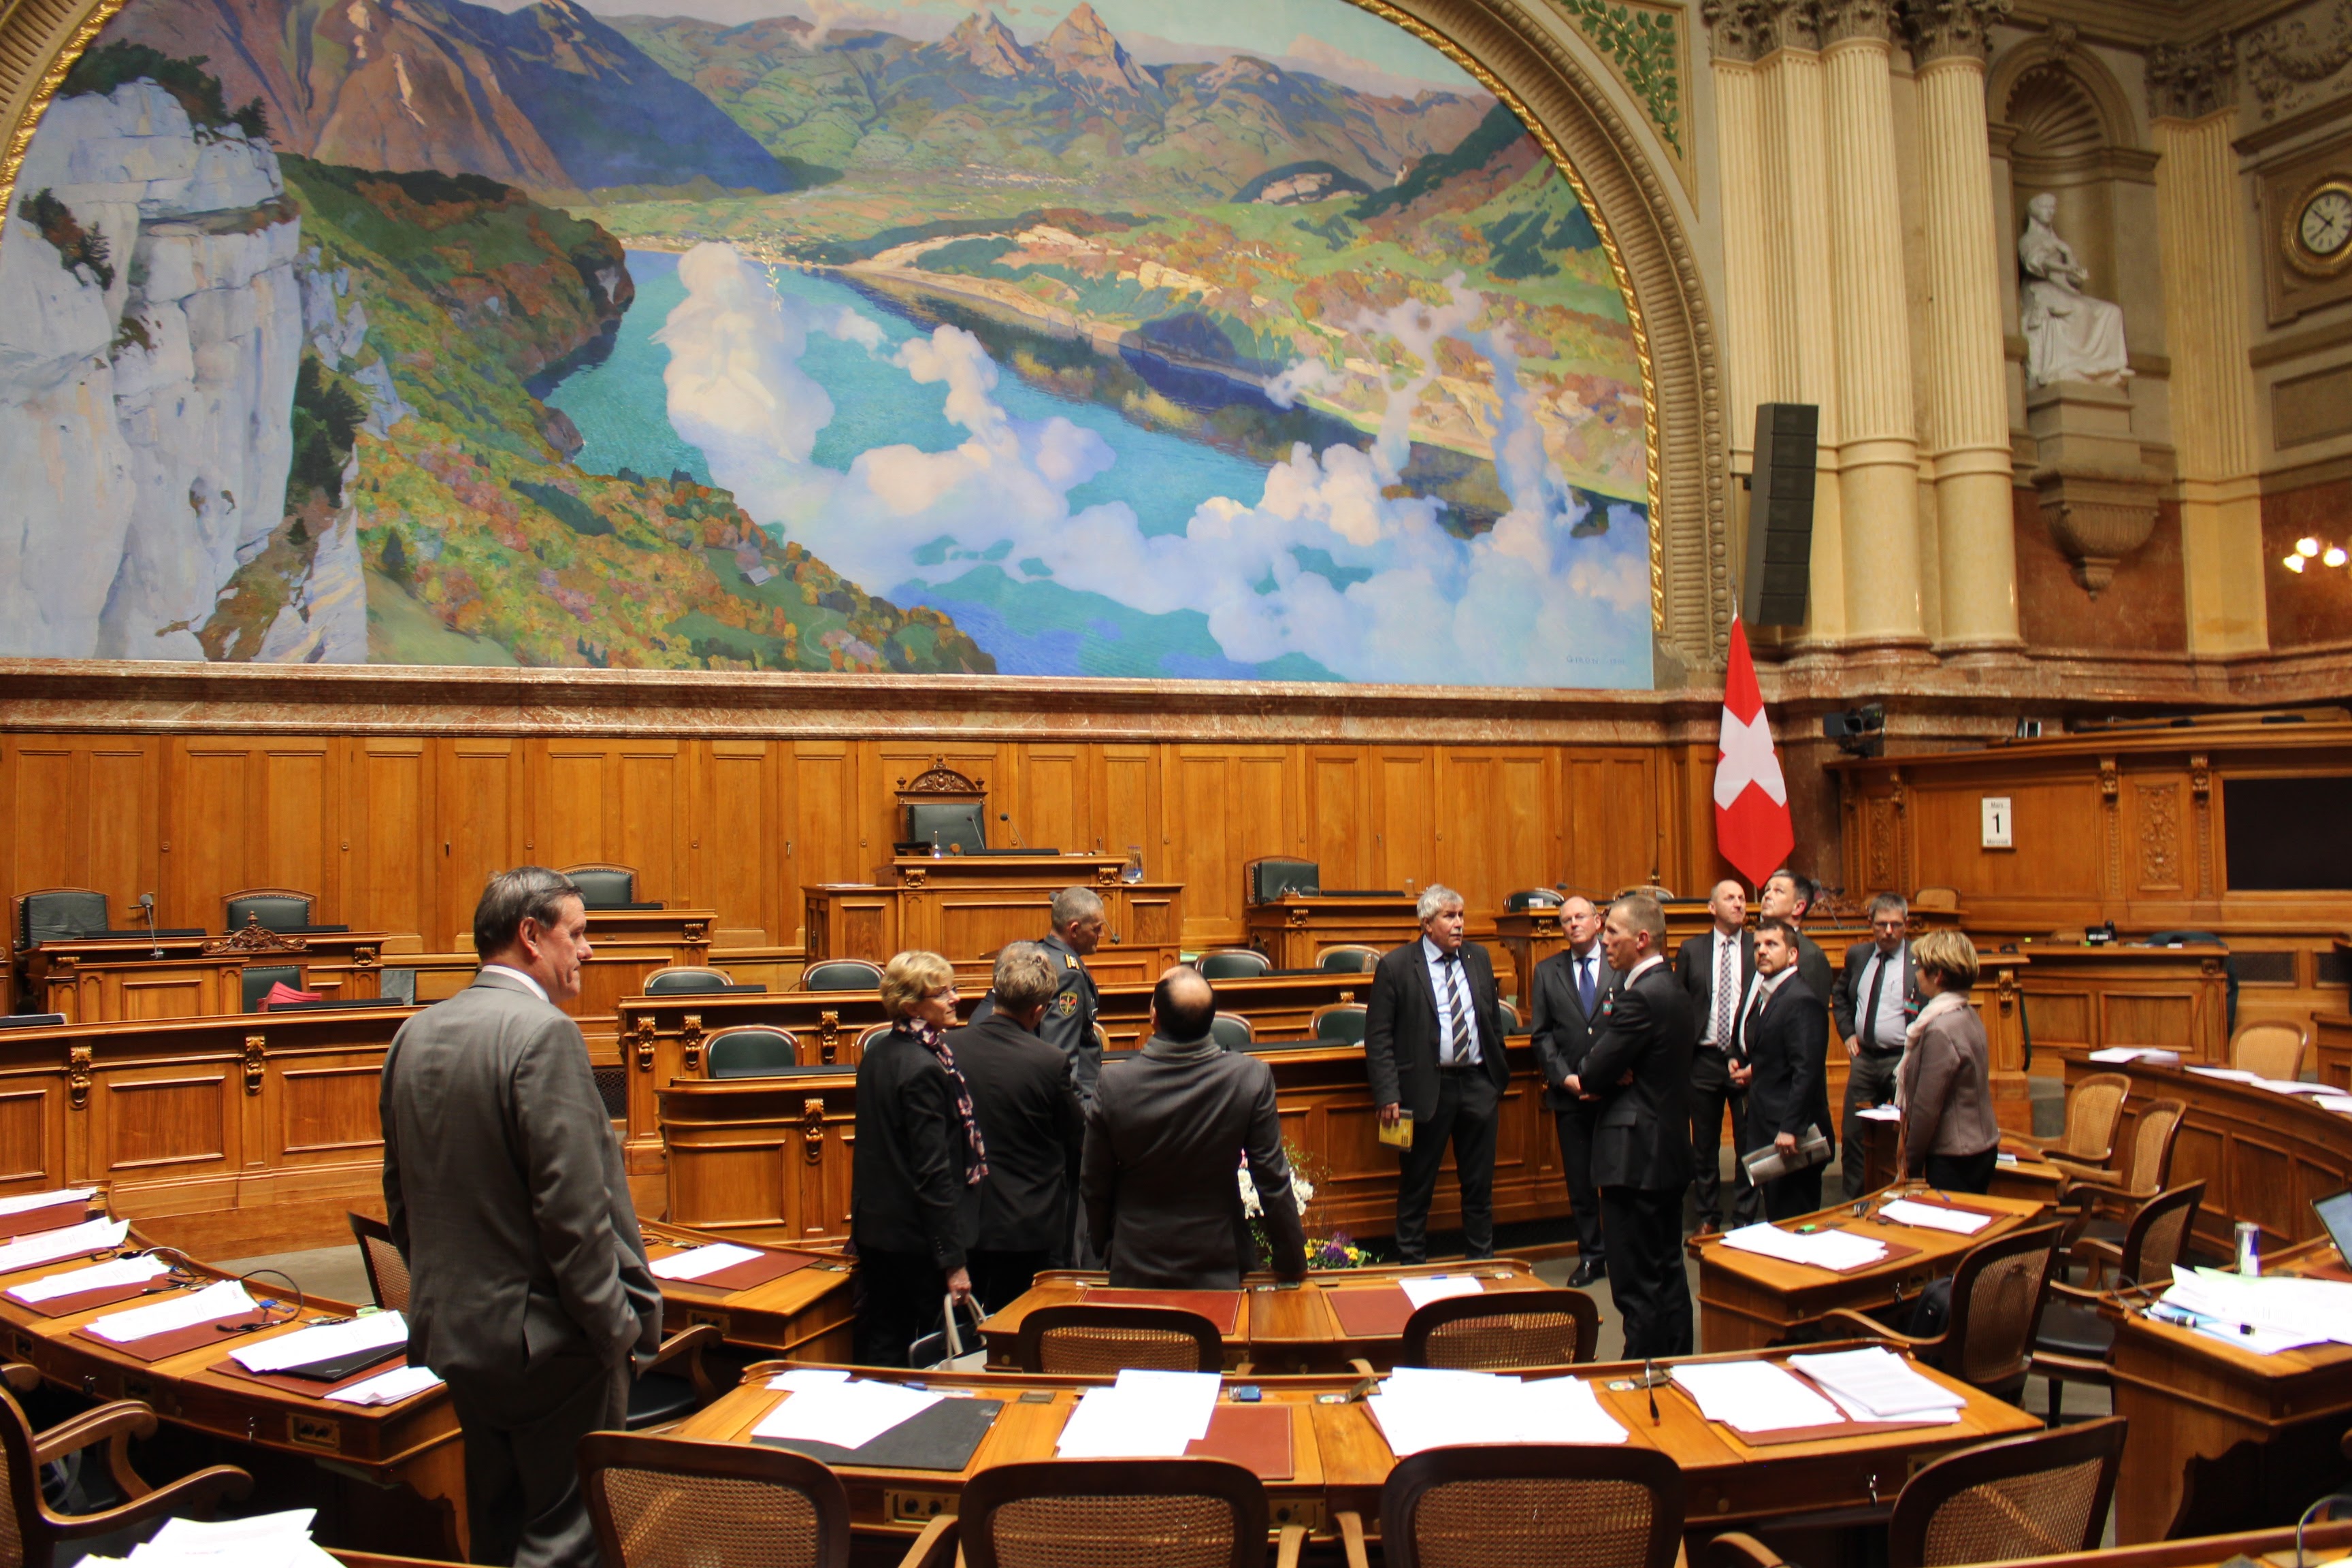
[1898,0,2011,66]
[1820,0,1898,48]
[1701,0,1780,63]
[2147,35,2236,122]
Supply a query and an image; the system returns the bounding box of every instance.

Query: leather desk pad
[10,1277,178,1319]
[211,1352,431,1403]
[651,1246,820,1293]
[0,1201,93,1240]
[1077,1289,1243,1333]
[1186,1403,1295,1480]
[756,1394,1004,1471]
[74,1313,282,1364]
[1326,1286,1414,1338]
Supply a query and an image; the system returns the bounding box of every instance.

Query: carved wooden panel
[257,741,338,911]
[98,1072,233,1174]
[1096,745,1158,872]
[537,743,610,872]
[163,742,249,922]
[618,745,686,906]
[788,745,862,945]
[118,977,210,1021]
[2230,1134,2298,1241]
[2131,781,2185,895]
[277,1065,386,1159]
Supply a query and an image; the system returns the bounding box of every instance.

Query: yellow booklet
[1378,1111,1416,1149]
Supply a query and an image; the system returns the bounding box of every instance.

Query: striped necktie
[1714,937,1736,1048]
[1442,953,1473,1064]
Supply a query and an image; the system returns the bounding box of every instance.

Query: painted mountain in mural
[609,2,1489,198]
[106,0,790,195]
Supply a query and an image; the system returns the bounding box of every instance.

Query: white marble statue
[2019,193,2132,388]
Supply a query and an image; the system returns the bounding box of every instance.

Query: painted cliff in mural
[0,0,1653,685]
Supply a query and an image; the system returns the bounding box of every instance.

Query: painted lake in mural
[0,0,1654,685]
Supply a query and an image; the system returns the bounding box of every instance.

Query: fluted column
[1704,3,1776,586]
[2151,39,2268,654]
[1907,0,2021,652]
[1820,0,1926,648]
[1758,4,1848,644]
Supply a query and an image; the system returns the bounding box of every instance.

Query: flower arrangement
[1240,1141,1321,1266]
[1306,1232,1373,1271]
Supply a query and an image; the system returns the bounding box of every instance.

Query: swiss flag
[1713,617,1794,888]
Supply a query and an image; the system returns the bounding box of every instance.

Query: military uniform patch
[1054,992,1079,1016]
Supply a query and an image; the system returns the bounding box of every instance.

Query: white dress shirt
[480,963,549,1003]
[1422,936,1482,1066]
[1853,945,1909,1051]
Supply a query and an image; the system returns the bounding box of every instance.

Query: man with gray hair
[1831,892,1922,1200]
[947,942,1086,1308]
[1366,884,1509,1262]
[974,885,1105,1109]
[382,867,660,1568]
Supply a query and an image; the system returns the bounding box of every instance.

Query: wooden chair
[242,962,308,1011]
[643,966,735,995]
[2005,1073,2128,1170]
[348,1214,724,1429]
[900,1458,1290,1568]
[1793,1223,2063,1403]
[1705,1418,2124,1568]
[2232,1019,2309,1081]
[1317,945,1379,973]
[1912,886,1961,912]
[562,864,653,910]
[2057,1097,2187,1274]
[799,958,883,992]
[1210,1012,1254,1051]
[1311,1004,1367,1045]
[12,888,108,952]
[1015,1305,1223,1375]
[705,1027,804,1077]
[0,1369,251,1568]
[1358,1445,1684,1568]
[1401,1288,1599,1369]
[1198,949,1273,980]
[2034,1181,2204,1419]
[1497,999,1522,1031]
[223,887,319,932]
[579,1430,851,1568]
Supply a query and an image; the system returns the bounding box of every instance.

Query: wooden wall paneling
[617,741,687,908]
[1169,746,1292,947]
[1371,749,1437,896]
[787,742,862,948]
[1904,775,2106,912]
[350,738,436,944]
[437,740,525,952]
[1565,751,1659,897]
[697,741,781,945]
[2,736,161,944]
[1301,746,1371,891]
[1433,749,1552,918]
[1095,745,1159,876]
[2125,774,2191,900]
[532,740,608,875]
[162,739,253,928]
[256,738,340,922]
[1007,744,1085,855]
[876,741,998,858]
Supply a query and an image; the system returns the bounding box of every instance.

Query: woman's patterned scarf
[909,1019,987,1183]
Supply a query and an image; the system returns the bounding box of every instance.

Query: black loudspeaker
[1742,403,1818,627]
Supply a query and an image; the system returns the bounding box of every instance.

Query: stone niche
[2027,380,2162,595]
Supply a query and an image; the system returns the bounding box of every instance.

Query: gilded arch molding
[0,0,1731,688]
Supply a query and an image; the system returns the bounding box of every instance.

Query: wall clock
[2287,176,2352,278]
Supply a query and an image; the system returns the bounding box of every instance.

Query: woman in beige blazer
[1897,929,2003,1193]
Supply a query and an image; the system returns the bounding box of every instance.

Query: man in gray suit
[382,867,659,1568]
[1081,967,1307,1289]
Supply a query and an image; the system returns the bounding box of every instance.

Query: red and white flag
[1713,617,1793,888]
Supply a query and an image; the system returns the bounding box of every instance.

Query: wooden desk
[22,928,393,1022]
[2000,943,2232,1072]
[1492,907,1568,1013]
[0,1229,463,1558]
[1692,1189,2051,1353]
[804,855,1180,988]
[1975,1520,2352,1568]
[672,1344,2038,1542]
[1243,896,1420,973]
[2319,1009,2351,1091]
[975,1261,1549,1373]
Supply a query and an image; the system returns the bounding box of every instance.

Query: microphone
[139,893,161,959]
[998,811,1027,850]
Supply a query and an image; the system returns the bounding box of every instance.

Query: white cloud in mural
[657,242,1649,685]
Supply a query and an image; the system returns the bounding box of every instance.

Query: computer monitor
[906,800,987,854]
[2315,1188,2352,1261]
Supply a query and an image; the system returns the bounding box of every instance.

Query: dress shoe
[1568,1258,1607,1288]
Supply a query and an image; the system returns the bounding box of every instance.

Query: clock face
[2302,188,2352,257]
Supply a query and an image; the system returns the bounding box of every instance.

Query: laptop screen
[2315,1188,2352,1260]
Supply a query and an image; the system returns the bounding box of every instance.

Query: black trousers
[1841,1049,1903,1199]
[966,1249,1049,1318]
[1601,1186,1690,1358]
[1395,1068,1500,1262]
[1760,1164,1824,1222]
[448,1354,630,1568]
[1924,1147,1999,1195]
[853,1246,948,1369]
[1689,1049,1757,1226]
[1552,1102,1605,1264]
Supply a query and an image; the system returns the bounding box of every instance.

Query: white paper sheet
[1669,1360,1844,1432]
[0,1216,127,1274]
[1399,1275,1485,1311]
[0,1186,94,1217]
[768,1367,853,1391]
[1787,1347,1962,1421]
[1053,1370,1221,1458]
[649,1243,764,1281]
[322,1365,443,1405]
[2185,1066,2260,1083]
[753,1378,941,1450]
[1368,1369,1626,1456]
[1720,1222,1888,1272]
[2162,1267,2352,1347]
[232,1311,408,1373]
[2316,1096,2352,1115]
[2253,1079,2333,1096]
[1876,1198,1994,1236]
[86,1279,256,1344]
[133,1509,325,1568]
[1855,1105,1903,1123]
[5,1254,170,1305]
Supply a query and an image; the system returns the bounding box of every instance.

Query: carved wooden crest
[633,1017,656,1073]
[202,915,308,956]
[896,757,985,800]
[800,1098,827,1165]
[243,1034,267,1095]
[681,1015,705,1073]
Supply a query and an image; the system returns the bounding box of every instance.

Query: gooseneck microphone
[998,811,1028,850]
[140,893,161,959]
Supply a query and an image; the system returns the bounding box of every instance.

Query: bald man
[1080,967,1307,1288]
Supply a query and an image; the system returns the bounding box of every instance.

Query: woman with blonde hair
[1897,930,2002,1193]
[851,949,985,1365]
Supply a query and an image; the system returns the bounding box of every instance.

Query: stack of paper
[2159,1267,2352,1350]
[0,1216,127,1273]
[753,1376,943,1450]
[1669,1361,1843,1433]
[768,1367,852,1392]
[1055,1369,1221,1458]
[85,1508,338,1568]
[2316,1096,2352,1116]
[5,1254,170,1306]
[2185,1066,2260,1083]
[1367,1367,1625,1455]
[231,1312,408,1374]
[1786,1347,1961,1424]
[1721,1222,1889,1271]
[324,1365,443,1406]
[0,1186,95,1217]
[86,1279,256,1345]
[1399,1276,1484,1311]
[1876,1199,1993,1236]
[2089,1047,2180,1066]
[649,1243,763,1281]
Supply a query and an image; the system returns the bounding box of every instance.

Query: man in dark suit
[1760,869,1838,1175]
[1578,892,1696,1358]
[1529,895,1610,1287]
[1081,968,1307,1288]
[1674,879,1757,1235]
[1365,885,1511,1262]
[952,942,1085,1311]
[973,886,1105,1108]
[1831,893,1923,1200]
[1730,917,1829,1220]
[382,868,661,1568]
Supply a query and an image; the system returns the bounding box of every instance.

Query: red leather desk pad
[1077,1289,1243,1334]
[0,1200,93,1240]
[1326,1286,1416,1338]
[74,1313,283,1363]
[653,1247,819,1293]
[210,1352,432,1403]
[1184,1403,1294,1480]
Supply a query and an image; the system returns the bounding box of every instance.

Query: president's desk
[804,853,1182,987]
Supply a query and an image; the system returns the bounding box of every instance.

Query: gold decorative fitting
[900,866,929,889]
[242,1035,266,1095]
[800,1098,826,1165]
[682,920,708,944]
[681,1015,704,1073]
[203,917,308,956]
[1094,865,1121,887]
[2189,755,2211,799]
[67,1044,91,1110]
[633,1017,655,1073]
[352,947,378,968]
[1286,906,1311,928]
[819,1011,840,1066]
[2098,759,2120,801]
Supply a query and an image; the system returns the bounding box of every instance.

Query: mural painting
[0,0,1654,686]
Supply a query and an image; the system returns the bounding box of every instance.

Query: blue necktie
[1578,955,1596,1016]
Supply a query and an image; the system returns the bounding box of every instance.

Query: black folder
[754,1396,1002,1471]
[276,1340,408,1383]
